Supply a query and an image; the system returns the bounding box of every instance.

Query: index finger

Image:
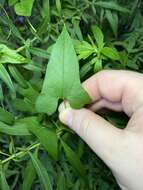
[82,70,143,116]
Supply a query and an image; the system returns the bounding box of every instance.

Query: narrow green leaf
[94,1,129,13]
[57,170,66,190]
[101,47,120,60]
[28,123,58,160]
[21,159,36,190]
[28,47,50,59]
[0,107,14,125]
[61,140,86,178]
[36,27,91,115]
[91,25,104,49]
[37,0,50,35]
[0,118,31,136]
[0,165,10,190]
[0,16,24,41]
[29,152,53,190]
[0,44,27,64]
[0,84,4,101]
[56,0,62,14]
[105,10,118,37]
[94,58,102,72]
[0,64,15,92]
[80,62,92,79]
[8,65,28,88]
[14,0,35,16]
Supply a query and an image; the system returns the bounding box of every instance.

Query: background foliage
[0,0,143,189]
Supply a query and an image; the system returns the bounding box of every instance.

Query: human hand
[59,70,143,190]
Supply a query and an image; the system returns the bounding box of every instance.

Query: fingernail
[59,108,73,126]
[58,101,70,113]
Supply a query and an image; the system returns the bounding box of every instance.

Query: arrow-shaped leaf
[36,27,91,115]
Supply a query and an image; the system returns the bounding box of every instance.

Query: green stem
[0,151,10,157]
[1,142,40,164]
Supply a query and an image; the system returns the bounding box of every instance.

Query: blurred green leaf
[57,169,66,190]
[61,140,86,179]
[21,159,36,190]
[94,58,102,72]
[28,122,58,160]
[0,64,15,92]
[0,118,31,135]
[28,47,50,59]
[75,41,95,60]
[0,44,27,64]
[0,165,10,190]
[8,0,17,6]
[91,25,104,49]
[29,152,53,190]
[13,98,36,113]
[8,65,28,88]
[0,107,14,125]
[101,47,120,60]
[94,1,129,13]
[105,10,118,37]
[14,0,35,16]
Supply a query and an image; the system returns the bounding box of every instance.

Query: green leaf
[21,159,36,190]
[0,165,10,190]
[101,47,120,60]
[94,58,102,72]
[75,41,95,60]
[105,10,118,37]
[28,123,58,160]
[29,152,53,190]
[61,140,86,179]
[0,44,27,64]
[91,25,104,50]
[80,62,92,79]
[0,118,31,136]
[57,169,66,190]
[36,27,91,115]
[0,64,15,92]
[8,65,28,88]
[13,98,36,113]
[56,0,62,14]
[14,0,35,16]
[0,107,14,125]
[94,1,129,13]
[18,85,39,103]
[28,47,50,59]
[0,16,24,41]
[0,84,4,101]
[8,0,17,6]
[37,0,50,36]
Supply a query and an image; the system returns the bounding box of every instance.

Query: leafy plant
[75,25,120,73]
[0,0,143,189]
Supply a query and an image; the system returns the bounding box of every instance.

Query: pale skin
[59,70,143,190]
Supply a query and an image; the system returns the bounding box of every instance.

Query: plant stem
[1,142,40,164]
[0,151,10,157]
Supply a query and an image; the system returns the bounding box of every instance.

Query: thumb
[59,106,123,168]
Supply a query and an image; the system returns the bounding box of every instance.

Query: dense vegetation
[0,0,143,189]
